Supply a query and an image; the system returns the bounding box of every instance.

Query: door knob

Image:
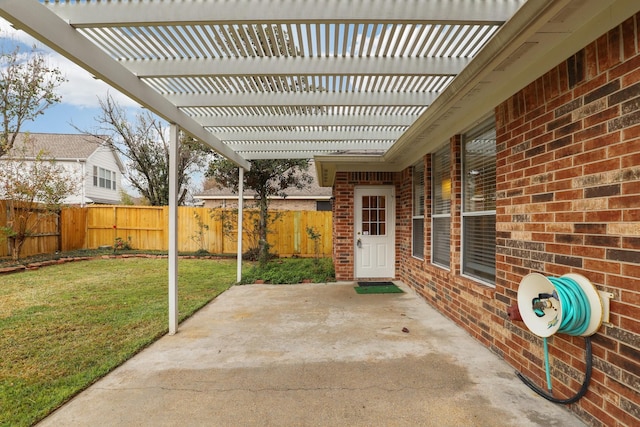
[357,238,362,248]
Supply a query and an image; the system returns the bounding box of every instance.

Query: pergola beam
[240,150,385,159]
[225,141,393,152]
[46,0,520,26]
[125,56,467,77]
[165,91,437,107]
[197,113,420,127]
[216,129,403,141]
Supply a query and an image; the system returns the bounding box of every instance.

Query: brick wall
[493,14,640,426]
[392,14,640,427]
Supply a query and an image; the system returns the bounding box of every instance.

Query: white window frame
[461,123,496,286]
[412,161,425,260]
[431,144,451,269]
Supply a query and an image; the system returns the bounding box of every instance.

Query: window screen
[462,126,496,284]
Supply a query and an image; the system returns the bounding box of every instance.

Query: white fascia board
[0,0,250,170]
[125,56,468,78]
[166,91,437,107]
[197,114,420,127]
[216,129,403,142]
[47,0,522,26]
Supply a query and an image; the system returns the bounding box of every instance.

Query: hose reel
[515,273,612,404]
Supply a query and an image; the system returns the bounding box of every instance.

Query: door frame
[353,185,396,279]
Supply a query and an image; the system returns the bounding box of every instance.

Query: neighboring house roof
[4,133,125,172]
[195,165,332,201]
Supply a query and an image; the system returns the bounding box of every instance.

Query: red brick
[581,76,610,100]
[610,194,640,209]
[608,274,640,292]
[623,123,640,141]
[622,181,640,194]
[623,209,640,221]
[585,259,621,274]
[620,17,637,61]
[609,50,640,82]
[608,26,622,68]
[584,157,621,175]
[622,65,640,88]
[585,106,621,128]
[610,139,640,157]
[597,33,611,71]
[583,41,599,80]
[585,209,622,222]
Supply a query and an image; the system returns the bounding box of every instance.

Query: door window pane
[361,195,387,236]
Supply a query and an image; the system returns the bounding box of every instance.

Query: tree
[206,156,313,265]
[77,94,209,206]
[0,43,66,157]
[0,137,78,260]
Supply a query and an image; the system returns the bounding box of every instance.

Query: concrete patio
[38,282,586,427]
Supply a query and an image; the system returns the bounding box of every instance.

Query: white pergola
[0,0,633,333]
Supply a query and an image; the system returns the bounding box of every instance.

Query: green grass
[240,257,335,284]
[0,257,237,427]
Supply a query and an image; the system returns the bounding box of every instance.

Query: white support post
[236,167,244,282]
[168,124,179,335]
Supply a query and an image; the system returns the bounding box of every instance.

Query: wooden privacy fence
[1,202,332,258]
[90,206,332,256]
[0,201,87,258]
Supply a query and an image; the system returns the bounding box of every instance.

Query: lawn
[0,257,237,427]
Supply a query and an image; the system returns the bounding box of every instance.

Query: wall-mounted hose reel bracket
[515,272,613,404]
[517,273,610,337]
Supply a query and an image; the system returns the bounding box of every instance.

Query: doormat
[354,284,404,294]
[357,281,395,287]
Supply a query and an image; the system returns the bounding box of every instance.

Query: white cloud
[1,18,138,109]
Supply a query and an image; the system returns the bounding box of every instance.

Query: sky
[0,18,141,135]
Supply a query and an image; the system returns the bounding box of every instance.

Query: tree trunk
[10,236,24,261]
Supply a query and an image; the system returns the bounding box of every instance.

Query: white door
[354,186,395,279]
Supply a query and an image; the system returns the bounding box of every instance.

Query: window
[462,125,496,284]
[412,162,425,259]
[316,200,332,211]
[93,166,117,190]
[432,144,450,268]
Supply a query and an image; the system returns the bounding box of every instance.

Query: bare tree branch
[75,93,209,206]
